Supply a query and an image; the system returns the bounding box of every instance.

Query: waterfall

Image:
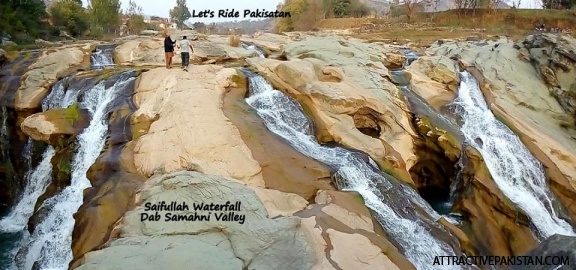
[0,107,9,158]
[90,45,115,69]
[452,71,575,238]
[245,72,462,270]
[0,146,55,233]
[401,49,419,67]
[18,72,135,270]
[241,42,266,58]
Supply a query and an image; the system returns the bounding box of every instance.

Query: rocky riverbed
[0,30,575,270]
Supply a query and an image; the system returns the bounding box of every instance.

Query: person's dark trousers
[181,52,190,68]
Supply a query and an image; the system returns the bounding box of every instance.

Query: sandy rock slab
[75,171,315,270]
[131,66,263,186]
[15,43,94,110]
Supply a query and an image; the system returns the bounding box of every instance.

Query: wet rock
[509,234,576,270]
[0,49,6,66]
[68,70,149,267]
[454,147,539,256]
[223,75,334,201]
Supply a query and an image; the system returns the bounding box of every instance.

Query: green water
[0,229,22,270]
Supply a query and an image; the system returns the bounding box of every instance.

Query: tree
[89,0,121,35]
[50,0,89,37]
[125,0,146,35]
[332,0,352,17]
[0,0,48,40]
[169,0,191,29]
[400,0,428,21]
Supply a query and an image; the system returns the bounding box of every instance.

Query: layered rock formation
[247,36,418,185]
[428,34,576,222]
[16,43,93,110]
[3,30,576,270]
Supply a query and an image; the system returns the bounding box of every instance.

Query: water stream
[451,71,575,238]
[244,71,463,270]
[15,72,135,270]
[90,45,115,69]
[241,42,266,58]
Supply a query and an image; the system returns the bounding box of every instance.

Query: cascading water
[245,72,463,270]
[241,42,266,58]
[0,107,10,160]
[0,76,84,269]
[451,71,575,238]
[0,145,54,233]
[17,72,135,270]
[90,45,115,69]
[401,49,419,67]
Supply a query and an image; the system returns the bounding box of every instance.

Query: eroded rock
[247,36,418,185]
[20,104,89,146]
[430,36,576,222]
[16,43,94,110]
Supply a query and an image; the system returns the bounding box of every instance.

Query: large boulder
[20,104,89,145]
[16,43,94,110]
[523,33,576,116]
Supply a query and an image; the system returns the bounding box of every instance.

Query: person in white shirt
[177,36,194,71]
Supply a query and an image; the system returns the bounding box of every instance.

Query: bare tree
[401,0,430,22]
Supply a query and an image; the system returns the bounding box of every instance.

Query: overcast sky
[82,0,284,23]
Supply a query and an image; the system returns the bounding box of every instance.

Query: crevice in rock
[409,115,459,215]
[350,107,382,139]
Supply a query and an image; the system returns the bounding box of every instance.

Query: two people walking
[164,33,194,71]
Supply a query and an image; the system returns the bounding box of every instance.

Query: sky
[82,0,284,23]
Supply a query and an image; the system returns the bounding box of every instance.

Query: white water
[0,146,55,233]
[90,47,115,69]
[452,72,575,238]
[1,106,8,144]
[19,74,135,270]
[42,80,81,111]
[241,42,265,58]
[0,76,81,236]
[245,73,461,270]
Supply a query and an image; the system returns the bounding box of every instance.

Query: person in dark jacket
[164,33,176,69]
